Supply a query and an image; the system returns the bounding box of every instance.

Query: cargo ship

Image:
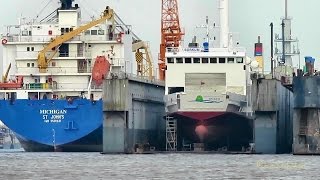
[163,0,254,152]
[0,0,138,152]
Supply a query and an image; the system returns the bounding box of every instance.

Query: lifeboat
[0,76,24,89]
[92,56,111,86]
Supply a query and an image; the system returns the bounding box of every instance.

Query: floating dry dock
[102,73,166,153]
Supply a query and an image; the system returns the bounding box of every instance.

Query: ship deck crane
[2,63,11,82]
[113,13,154,80]
[159,0,184,81]
[37,6,114,73]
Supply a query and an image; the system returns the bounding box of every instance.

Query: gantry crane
[159,0,184,81]
[132,40,154,79]
[37,6,114,73]
[113,13,154,80]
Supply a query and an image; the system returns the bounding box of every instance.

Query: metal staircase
[166,116,177,151]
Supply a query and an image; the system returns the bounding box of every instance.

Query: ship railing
[125,73,163,84]
[1,34,82,43]
[23,82,100,91]
[166,46,246,53]
[16,50,92,59]
[17,66,94,74]
[2,33,124,43]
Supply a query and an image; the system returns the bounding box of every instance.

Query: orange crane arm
[38,6,114,73]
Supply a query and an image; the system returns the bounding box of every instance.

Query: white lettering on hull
[40,110,67,123]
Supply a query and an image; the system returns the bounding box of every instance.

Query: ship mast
[274,0,300,67]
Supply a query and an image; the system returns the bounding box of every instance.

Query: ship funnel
[304,56,315,76]
[219,0,229,48]
[60,0,74,10]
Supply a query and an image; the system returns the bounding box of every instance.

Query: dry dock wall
[102,74,165,153]
[293,76,320,155]
[251,77,293,154]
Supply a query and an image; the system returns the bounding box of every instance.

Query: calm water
[0,152,316,179]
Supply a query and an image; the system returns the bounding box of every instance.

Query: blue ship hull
[0,99,103,152]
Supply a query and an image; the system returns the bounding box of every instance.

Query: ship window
[31,63,35,67]
[29,31,32,36]
[85,30,90,35]
[176,58,183,63]
[227,58,235,63]
[202,58,209,63]
[66,28,70,33]
[167,58,174,63]
[22,30,28,36]
[185,58,191,63]
[52,62,56,67]
[236,57,244,63]
[98,30,105,35]
[61,28,65,35]
[210,58,217,63]
[27,63,30,67]
[27,47,30,51]
[91,30,98,35]
[193,58,200,63]
[31,47,35,51]
[219,58,226,63]
[48,30,53,35]
[70,28,73,32]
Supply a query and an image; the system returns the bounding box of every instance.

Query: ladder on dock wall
[166,116,177,151]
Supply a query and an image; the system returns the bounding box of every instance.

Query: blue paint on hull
[0,99,103,152]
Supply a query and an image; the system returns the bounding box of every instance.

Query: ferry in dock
[164,0,256,152]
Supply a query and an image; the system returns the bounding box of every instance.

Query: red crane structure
[158,0,184,81]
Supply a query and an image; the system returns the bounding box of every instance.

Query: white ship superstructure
[0,2,133,101]
[165,0,248,113]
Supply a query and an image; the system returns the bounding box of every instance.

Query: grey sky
[1,0,319,75]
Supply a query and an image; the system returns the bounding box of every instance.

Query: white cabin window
[176,58,183,63]
[52,62,56,67]
[227,58,235,63]
[31,47,35,51]
[202,58,209,63]
[27,63,30,67]
[27,47,30,51]
[22,30,28,36]
[61,28,65,35]
[85,30,90,35]
[31,63,35,67]
[236,57,244,63]
[193,58,200,63]
[98,30,105,35]
[91,30,98,35]
[185,58,191,63]
[219,58,226,63]
[210,58,217,63]
[167,58,174,63]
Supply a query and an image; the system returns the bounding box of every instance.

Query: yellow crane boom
[2,63,11,82]
[38,6,114,73]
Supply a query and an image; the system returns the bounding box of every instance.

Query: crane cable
[35,0,53,20]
